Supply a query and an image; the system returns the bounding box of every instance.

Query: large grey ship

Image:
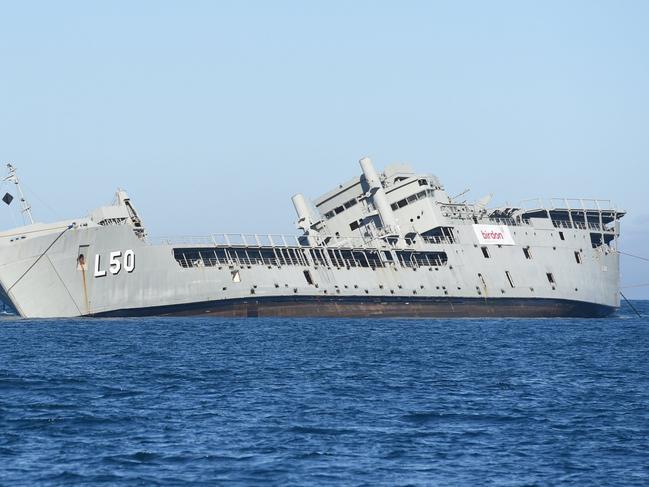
[0,158,624,318]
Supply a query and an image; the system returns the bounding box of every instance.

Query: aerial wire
[21,181,60,221]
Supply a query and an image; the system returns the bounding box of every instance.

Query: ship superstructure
[0,158,624,318]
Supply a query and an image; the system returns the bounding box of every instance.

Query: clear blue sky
[1,1,647,297]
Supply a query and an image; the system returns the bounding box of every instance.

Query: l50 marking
[94,250,135,277]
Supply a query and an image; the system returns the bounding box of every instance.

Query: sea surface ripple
[1,302,649,486]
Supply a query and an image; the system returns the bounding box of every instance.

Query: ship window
[523,247,532,259]
[334,206,344,214]
[344,199,357,209]
[325,211,335,219]
[349,220,360,231]
[391,203,398,210]
[505,271,515,288]
[481,246,490,259]
[589,233,604,248]
[303,270,314,285]
[546,272,555,284]
[559,231,565,241]
[418,179,428,186]
[231,270,241,283]
[574,251,582,264]
[397,199,407,208]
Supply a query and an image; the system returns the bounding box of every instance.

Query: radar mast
[4,163,34,225]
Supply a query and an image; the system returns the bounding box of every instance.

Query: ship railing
[155,232,391,250]
[444,215,533,227]
[156,233,303,247]
[519,197,618,212]
[173,237,453,270]
[155,232,461,252]
[180,256,290,268]
[156,235,216,245]
[486,217,532,227]
[213,233,304,248]
[551,220,611,232]
[399,257,447,269]
[420,235,454,245]
[485,216,612,233]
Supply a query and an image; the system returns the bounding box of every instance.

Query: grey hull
[0,159,625,319]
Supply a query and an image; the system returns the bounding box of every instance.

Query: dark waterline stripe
[93,296,616,319]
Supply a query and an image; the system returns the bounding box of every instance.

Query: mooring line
[620,291,642,318]
[617,251,647,317]
[618,251,649,263]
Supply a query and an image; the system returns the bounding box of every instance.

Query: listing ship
[0,158,624,318]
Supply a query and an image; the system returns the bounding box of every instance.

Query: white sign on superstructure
[473,224,516,246]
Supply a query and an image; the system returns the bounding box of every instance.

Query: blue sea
[1,303,649,486]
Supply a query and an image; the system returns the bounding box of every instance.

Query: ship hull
[94,296,616,319]
[0,159,625,320]
[0,221,621,319]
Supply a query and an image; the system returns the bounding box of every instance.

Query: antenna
[451,188,470,201]
[4,163,34,225]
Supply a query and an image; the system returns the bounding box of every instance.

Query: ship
[0,158,625,318]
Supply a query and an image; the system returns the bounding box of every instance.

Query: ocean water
[1,303,649,486]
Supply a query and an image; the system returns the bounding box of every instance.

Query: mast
[4,163,34,225]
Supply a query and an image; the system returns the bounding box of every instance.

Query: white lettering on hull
[94,254,107,278]
[94,250,135,278]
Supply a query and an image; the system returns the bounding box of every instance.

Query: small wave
[200,454,256,462]
[289,425,357,435]
[384,449,407,459]
[104,451,161,465]
[294,450,338,460]
[99,387,142,398]
[402,411,521,424]
[37,471,89,483]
